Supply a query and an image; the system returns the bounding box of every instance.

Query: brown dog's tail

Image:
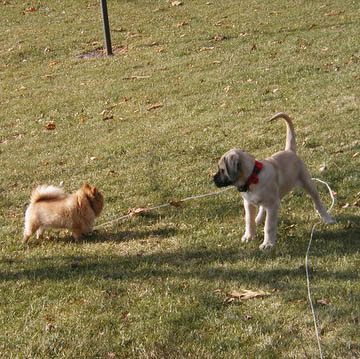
[30,185,65,203]
[269,112,296,153]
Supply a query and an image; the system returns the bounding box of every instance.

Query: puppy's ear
[225,154,242,182]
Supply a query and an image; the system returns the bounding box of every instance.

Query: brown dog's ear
[83,183,91,190]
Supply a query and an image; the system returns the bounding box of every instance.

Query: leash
[306,178,336,359]
[94,187,234,229]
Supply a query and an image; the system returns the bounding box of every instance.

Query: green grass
[1,0,360,358]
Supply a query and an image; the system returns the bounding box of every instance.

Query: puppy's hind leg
[241,200,257,243]
[300,174,335,224]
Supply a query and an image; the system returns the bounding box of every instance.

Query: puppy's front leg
[241,199,257,243]
[255,206,266,225]
[259,204,279,250]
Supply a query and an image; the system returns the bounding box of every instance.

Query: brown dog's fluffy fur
[23,184,104,243]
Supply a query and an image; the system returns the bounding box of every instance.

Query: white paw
[259,241,275,250]
[241,234,255,243]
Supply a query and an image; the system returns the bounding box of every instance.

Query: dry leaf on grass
[121,311,130,319]
[44,122,56,130]
[126,207,148,216]
[147,104,163,111]
[317,299,330,306]
[200,46,215,52]
[225,289,270,303]
[170,200,183,208]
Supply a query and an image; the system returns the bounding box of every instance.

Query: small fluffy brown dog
[23,183,104,243]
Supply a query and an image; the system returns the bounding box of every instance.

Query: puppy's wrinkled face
[213,149,242,188]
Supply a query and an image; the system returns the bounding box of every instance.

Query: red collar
[238,160,263,192]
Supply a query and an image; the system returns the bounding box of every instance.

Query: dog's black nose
[213,172,223,188]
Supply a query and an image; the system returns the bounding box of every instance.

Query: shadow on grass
[1,219,359,285]
[90,226,178,243]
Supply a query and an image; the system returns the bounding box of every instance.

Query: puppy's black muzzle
[213,172,232,188]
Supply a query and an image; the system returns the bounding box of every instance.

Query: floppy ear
[225,153,242,182]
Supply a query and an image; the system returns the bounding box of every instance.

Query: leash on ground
[94,187,234,230]
[307,178,336,359]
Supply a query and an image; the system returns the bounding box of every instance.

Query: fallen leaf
[106,353,117,359]
[227,289,270,301]
[121,311,130,319]
[170,200,183,208]
[317,299,330,306]
[200,47,214,52]
[25,7,37,12]
[177,21,188,27]
[341,203,350,209]
[325,10,344,16]
[213,35,224,41]
[90,156,97,161]
[123,75,150,80]
[147,103,163,111]
[45,122,56,130]
[171,1,183,6]
[127,207,148,216]
[45,323,56,332]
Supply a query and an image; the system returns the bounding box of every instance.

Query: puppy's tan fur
[23,183,104,243]
[214,113,335,249]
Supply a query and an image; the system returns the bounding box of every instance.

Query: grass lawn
[1,0,359,358]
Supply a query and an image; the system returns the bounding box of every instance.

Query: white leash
[94,187,234,229]
[306,178,336,359]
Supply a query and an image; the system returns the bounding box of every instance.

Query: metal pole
[100,0,113,55]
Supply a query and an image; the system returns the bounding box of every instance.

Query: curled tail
[269,112,296,153]
[30,185,65,203]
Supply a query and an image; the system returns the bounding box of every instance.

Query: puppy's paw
[259,241,275,250]
[241,234,255,243]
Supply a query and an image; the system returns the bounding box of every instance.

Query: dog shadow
[87,226,178,243]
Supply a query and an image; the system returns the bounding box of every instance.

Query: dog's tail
[269,112,296,153]
[30,185,65,204]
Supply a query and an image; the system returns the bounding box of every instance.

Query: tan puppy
[23,183,104,243]
[213,113,335,249]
